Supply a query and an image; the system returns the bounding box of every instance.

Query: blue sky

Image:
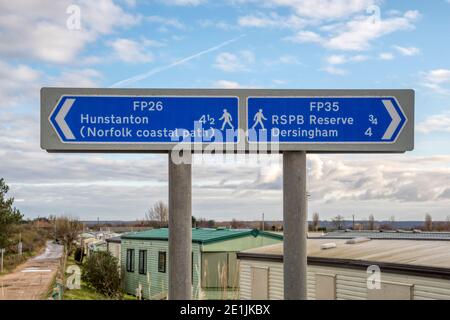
[1,0,450,222]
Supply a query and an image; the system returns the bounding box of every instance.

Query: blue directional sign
[49,96,239,143]
[247,97,407,143]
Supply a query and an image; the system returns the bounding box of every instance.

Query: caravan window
[158,251,166,273]
[138,250,147,274]
[126,249,135,272]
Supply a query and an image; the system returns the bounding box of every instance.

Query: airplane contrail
[110,34,246,88]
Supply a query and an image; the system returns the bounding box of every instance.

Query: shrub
[82,251,122,299]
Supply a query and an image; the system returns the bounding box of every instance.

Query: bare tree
[312,212,320,231]
[207,220,215,228]
[231,219,245,229]
[368,214,375,230]
[424,213,433,231]
[389,215,396,229]
[52,215,82,254]
[196,218,216,228]
[331,215,345,230]
[145,201,168,228]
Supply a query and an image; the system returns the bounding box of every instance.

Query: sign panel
[49,95,238,143]
[247,97,407,143]
[41,88,414,153]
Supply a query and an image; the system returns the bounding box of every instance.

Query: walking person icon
[219,109,234,130]
[252,109,267,129]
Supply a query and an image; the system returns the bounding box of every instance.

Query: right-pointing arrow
[382,99,401,140]
[55,98,76,140]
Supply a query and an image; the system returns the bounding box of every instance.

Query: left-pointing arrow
[55,98,76,140]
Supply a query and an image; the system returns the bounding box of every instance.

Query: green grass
[63,283,109,300]
[64,283,136,300]
[63,254,135,300]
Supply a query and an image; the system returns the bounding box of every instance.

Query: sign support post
[168,151,192,300]
[283,151,308,300]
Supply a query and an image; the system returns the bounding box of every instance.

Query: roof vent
[345,237,371,244]
[320,243,337,250]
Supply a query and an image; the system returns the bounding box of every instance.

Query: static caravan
[120,228,283,299]
[237,238,450,300]
[106,236,122,266]
[87,239,107,256]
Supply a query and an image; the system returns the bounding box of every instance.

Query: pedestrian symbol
[251,109,267,130]
[219,108,234,130]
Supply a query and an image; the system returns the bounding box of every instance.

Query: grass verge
[63,253,135,300]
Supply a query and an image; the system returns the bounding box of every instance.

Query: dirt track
[0,241,63,300]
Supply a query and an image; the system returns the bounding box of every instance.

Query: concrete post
[283,151,308,300]
[168,152,192,300]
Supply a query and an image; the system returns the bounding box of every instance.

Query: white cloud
[287,10,420,51]
[238,12,307,29]
[121,0,137,6]
[0,61,41,107]
[326,54,369,65]
[193,154,450,211]
[404,10,421,20]
[326,55,346,65]
[394,45,420,56]
[324,11,420,51]
[307,155,450,204]
[272,79,287,85]
[285,31,323,44]
[0,1,139,64]
[214,51,254,72]
[111,34,246,87]
[146,15,185,29]
[142,39,165,47]
[212,80,242,88]
[243,154,450,205]
[263,55,302,68]
[322,54,368,75]
[321,66,347,75]
[263,0,378,20]
[198,19,234,30]
[0,19,94,64]
[215,53,241,72]
[379,52,394,60]
[80,0,138,34]
[417,112,450,134]
[162,0,206,5]
[52,69,103,87]
[422,69,450,95]
[109,38,153,63]
[352,55,369,62]
[0,59,103,109]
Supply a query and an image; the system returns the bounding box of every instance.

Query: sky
[1,0,450,222]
